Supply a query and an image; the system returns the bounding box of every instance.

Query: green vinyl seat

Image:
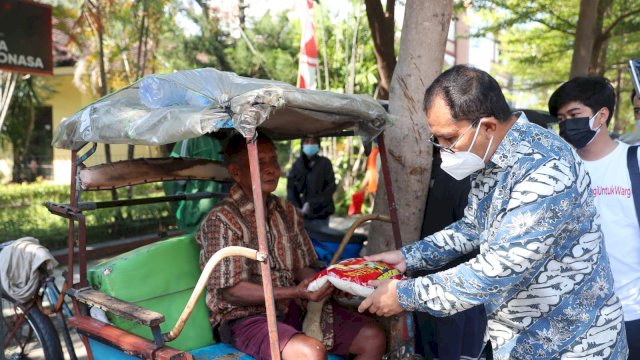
[87,234,215,352]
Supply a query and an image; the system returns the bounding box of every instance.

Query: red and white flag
[297,0,318,89]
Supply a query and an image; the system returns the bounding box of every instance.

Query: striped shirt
[196,184,317,327]
[397,114,629,359]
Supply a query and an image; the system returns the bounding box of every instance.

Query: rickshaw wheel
[1,294,63,360]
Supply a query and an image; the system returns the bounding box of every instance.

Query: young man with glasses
[358,65,628,359]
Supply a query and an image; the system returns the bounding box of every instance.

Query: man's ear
[598,108,610,125]
[228,163,242,183]
[482,117,499,138]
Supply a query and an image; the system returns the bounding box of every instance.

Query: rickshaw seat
[87,234,345,359]
[88,233,215,352]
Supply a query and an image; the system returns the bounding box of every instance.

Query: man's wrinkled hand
[297,279,334,302]
[364,250,407,273]
[358,279,403,317]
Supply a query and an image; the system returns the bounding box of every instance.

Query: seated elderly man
[196,133,385,360]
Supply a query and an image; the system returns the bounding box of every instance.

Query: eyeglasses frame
[429,118,482,154]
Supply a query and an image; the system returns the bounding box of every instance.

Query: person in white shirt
[549,76,640,359]
[633,89,640,123]
[620,89,640,145]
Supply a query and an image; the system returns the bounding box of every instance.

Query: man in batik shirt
[196,134,385,360]
[359,65,628,359]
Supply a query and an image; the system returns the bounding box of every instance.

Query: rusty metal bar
[45,202,81,220]
[151,325,165,347]
[377,133,414,353]
[3,300,35,349]
[66,150,78,291]
[377,134,403,249]
[71,149,95,359]
[73,191,227,211]
[68,316,193,360]
[246,136,282,360]
[78,213,88,288]
[329,214,391,265]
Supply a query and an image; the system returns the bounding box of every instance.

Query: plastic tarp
[52,68,390,150]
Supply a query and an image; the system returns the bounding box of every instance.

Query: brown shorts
[228,300,376,360]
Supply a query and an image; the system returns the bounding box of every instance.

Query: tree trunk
[346,5,362,95]
[238,0,247,28]
[614,65,625,133]
[317,2,330,90]
[368,0,452,253]
[570,0,599,78]
[129,0,149,200]
[10,102,36,182]
[588,0,613,76]
[365,0,396,100]
[93,4,120,203]
[12,147,23,183]
[0,71,17,131]
[590,36,607,76]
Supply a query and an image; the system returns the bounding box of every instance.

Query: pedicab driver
[359,65,629,359]
[196,134,385,360]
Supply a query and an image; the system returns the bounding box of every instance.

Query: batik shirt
[397,114,629,359]
[196,184,317,327]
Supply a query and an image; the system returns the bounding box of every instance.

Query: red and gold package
[306,258,403,297]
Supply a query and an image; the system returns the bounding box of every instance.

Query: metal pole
[377,133,414,354]
[246,136,281,360]
[377,134,402,249]
[70,150,95,359]
[66,151,78,290]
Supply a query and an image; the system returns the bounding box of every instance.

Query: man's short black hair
[422,65,512,124]
[548,76,616,126]
[223,133,275,165]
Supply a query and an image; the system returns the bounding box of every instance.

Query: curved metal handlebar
[329,214,392,265]
[163,246,267,342]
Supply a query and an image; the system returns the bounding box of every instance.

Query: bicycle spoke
[2,300,41,359]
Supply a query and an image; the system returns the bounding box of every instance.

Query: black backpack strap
[627,145,640,226]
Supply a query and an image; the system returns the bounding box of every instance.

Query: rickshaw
[3,67,411,359]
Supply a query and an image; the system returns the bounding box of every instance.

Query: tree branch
[364,0,396,99]
[532,17,575,35]
[601,7,640,40]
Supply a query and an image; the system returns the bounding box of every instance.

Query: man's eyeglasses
[429,119,480,154]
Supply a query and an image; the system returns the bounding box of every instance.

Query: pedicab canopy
[52,68,391,151]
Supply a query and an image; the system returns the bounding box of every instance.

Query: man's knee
[351,322,387,355]
[282,334,327,360]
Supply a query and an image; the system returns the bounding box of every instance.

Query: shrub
[0,182,176,250]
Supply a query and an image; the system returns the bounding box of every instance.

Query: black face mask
[559,114,601,149]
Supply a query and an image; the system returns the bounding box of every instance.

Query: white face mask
[440,121,494,180]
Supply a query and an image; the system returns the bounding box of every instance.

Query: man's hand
[296,279,334,302]
[358,279,403,317]
[365,250,407,273]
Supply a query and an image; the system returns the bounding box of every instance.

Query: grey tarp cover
[52,68,390,150]
[0,237,58,303]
